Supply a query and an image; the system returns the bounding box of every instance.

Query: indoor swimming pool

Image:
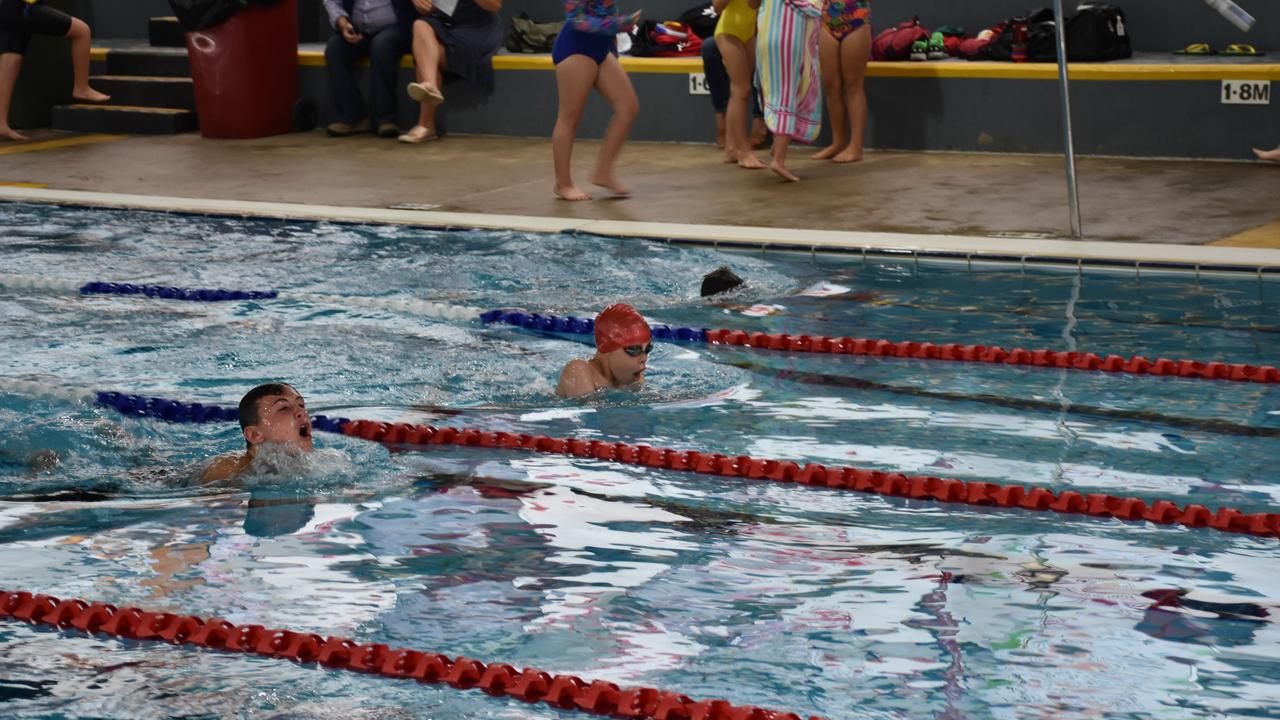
[0,202,1277,719]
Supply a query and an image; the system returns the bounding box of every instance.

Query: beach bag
[678,1,719,39]
[505,12,563,53]
[871,17,930,61]
[1067,2,1131,60]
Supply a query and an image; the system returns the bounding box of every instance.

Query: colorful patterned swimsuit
[822,0,870,41]
[552,0,635,65]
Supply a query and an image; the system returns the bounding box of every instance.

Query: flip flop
[1221,43,1264,56]
[1173,43,1215,55]
[407,82,445,106]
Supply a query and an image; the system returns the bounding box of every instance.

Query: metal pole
[1052,0,1083,239]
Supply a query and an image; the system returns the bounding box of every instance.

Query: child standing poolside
[713,0,764,169]
[813,0,871,163]
[551,0,642,201]
[755,0,823,181]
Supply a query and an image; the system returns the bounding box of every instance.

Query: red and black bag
[871,17,930,61]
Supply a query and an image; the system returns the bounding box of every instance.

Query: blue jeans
[324,23,409,126]
[700,35,762,117]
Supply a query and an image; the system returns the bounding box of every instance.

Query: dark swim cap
[594,304,651,353]
[701,267,743,297]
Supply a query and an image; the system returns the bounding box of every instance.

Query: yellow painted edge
[0,182,49,188]
[91,47,108,62]
[1211,218,1280,248]
[0,134,127,156]
[292,47,1280,79]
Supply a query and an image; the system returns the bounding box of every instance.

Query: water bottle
[1012,19,1028,63]
[1203,0,1256,32]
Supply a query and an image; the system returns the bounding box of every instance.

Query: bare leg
[769,134,799,182]
[552,54,599,201]
[715,111,726,148]
[1253,145,1280,162]
[67,19,108,102]
[833,25,871,163]
[407,20,446,139]
[0,53,27,140]
[750,116,768,148]
[812,30,846,160]
[589,54,639,196]
[718,34,763,168]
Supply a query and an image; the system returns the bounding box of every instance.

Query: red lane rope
[703,329,1280,385]
[339,421,1280,539]
[0,590,822,720]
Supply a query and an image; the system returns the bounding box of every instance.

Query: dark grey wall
[296,63,1279,160]
[88,0,1279,52]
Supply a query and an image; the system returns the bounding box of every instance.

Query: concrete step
[90,75,195,111]
[105,47,190,78]
[148,16,186,48]
[51,104,197,134]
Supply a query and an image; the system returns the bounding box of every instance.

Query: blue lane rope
[1,275,711,344]
[79,282,277,302]
[90,390,354,432]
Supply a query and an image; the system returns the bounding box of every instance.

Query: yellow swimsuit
[715,0,757,42]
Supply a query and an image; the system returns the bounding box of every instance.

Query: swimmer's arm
[198,453,248,484]
[556,359,598,398]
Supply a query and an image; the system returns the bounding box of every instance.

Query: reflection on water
[0,204,1278,718]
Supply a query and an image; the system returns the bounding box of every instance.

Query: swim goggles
[623,343,653,357]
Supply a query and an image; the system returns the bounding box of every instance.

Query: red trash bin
[185,0,299,139]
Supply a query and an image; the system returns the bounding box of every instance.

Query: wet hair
[701,267,743,297]
[239,383,296,447]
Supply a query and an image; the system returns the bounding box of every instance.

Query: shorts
[0,0,73,56]
[551,26,616,65]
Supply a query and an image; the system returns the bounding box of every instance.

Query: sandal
[1173,43,1215,55]
[1221,43,1264,56]
[398,126,439,144]
[407,82,445,106]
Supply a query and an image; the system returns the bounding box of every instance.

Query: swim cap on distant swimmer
[701,267,743,297]
[594,303,651,353]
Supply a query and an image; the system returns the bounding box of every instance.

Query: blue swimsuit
[551,0,633,65]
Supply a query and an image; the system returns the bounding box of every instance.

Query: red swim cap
[594,303,651,353]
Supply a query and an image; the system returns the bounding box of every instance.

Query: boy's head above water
[594,303,652,385]
[239,383,313,452]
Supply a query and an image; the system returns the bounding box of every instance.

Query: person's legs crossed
[406,19,446,139]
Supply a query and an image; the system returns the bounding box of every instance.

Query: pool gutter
[3,186,1279,276]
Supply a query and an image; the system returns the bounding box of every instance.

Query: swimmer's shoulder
[199,452,250,484]
[556,358,604,398]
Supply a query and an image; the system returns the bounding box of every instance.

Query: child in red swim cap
[556,303,653,397]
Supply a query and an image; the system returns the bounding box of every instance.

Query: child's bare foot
[590,171,631,196]
[737,154,766,169]
[555,184,593,201]
[72,87,110,103]
[1253,146,1280,162]
[832,149,863,163]
[812,144,844,160]
[722,150,740,164]
[0,126,28,141]
[769,159,800,182]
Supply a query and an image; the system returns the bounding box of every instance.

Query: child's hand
[621,9,642,31]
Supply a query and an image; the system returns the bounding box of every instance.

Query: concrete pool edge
[4,186,1280,274]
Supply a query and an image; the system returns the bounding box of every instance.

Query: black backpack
[678,2,719,40]
[1067,2,1131,61]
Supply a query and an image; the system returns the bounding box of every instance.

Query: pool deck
[1,129,1280,266]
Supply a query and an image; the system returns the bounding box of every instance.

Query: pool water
[0,202,1277,719]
